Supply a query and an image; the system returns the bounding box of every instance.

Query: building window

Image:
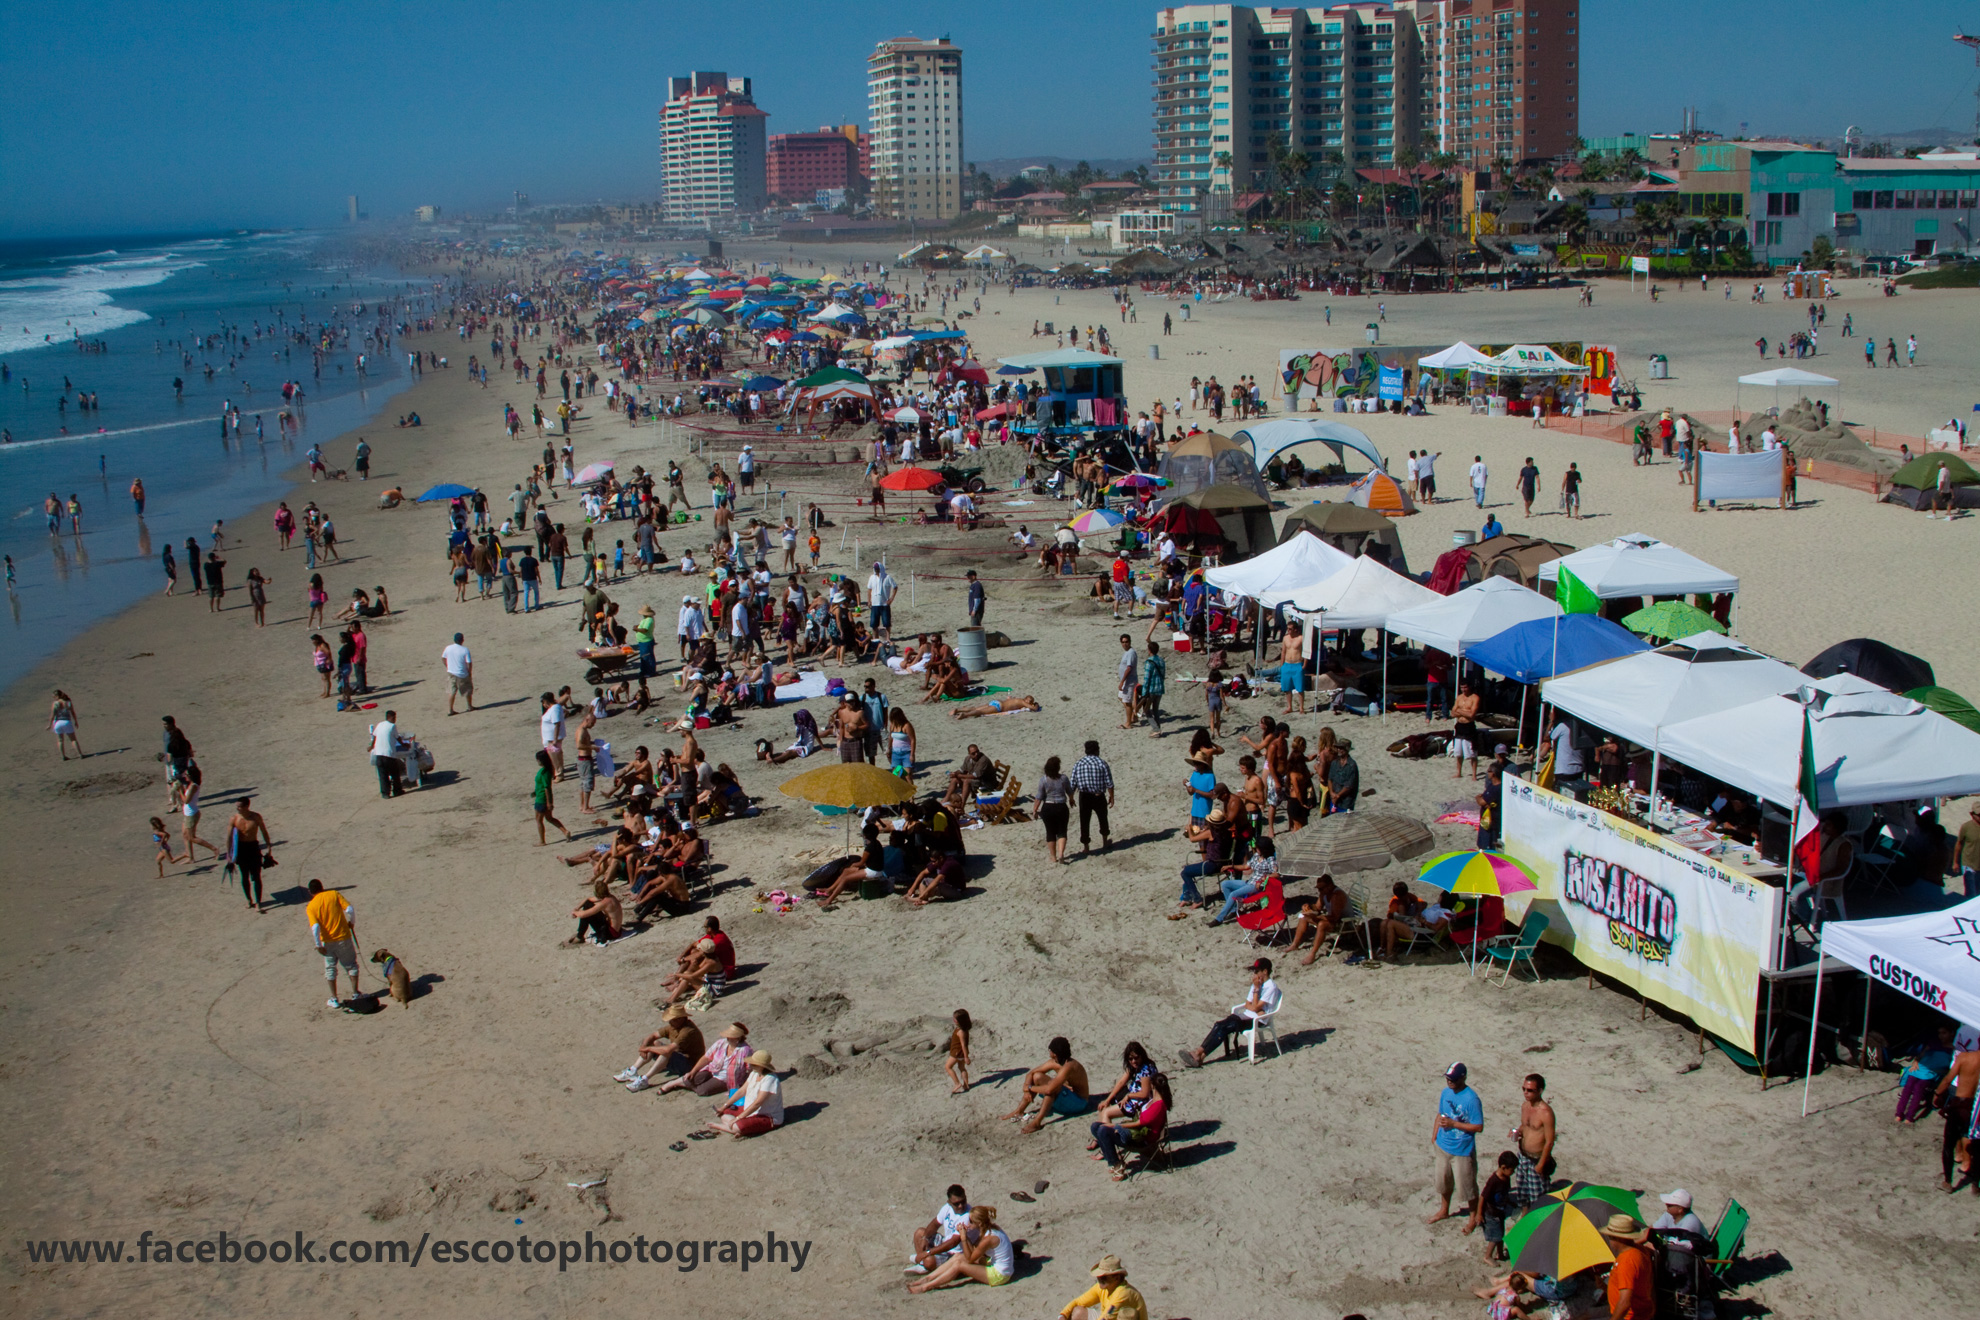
[1939,189,1960,208]
[1895,190,1914,209]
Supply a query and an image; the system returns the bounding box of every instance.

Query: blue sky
[4,0,1978,235]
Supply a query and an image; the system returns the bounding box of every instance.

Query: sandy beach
[2,244,1975,1320]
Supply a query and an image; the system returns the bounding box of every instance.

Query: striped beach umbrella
[1066,508,1126,535]
[1415,850,1539,897]
[1502,1197,1619,1281]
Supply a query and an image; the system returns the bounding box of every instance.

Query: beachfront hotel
[1150,1,1578,216]
[659,72,769,224]
[766,126,871,206]
[867,37,965,222]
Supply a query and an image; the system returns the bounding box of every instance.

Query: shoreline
[0,249,1972,1319]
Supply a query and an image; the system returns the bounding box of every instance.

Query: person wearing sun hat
[1058,1253,1148,1320]
[706,1049,782,1138]
[1601,1213,1655,1319]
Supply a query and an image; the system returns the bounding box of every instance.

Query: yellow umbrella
[778,762,914,809]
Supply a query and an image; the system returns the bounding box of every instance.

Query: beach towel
[774,671,832,701]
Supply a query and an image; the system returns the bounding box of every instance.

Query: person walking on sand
[532,748,571,845]
[1279,623,1306,716]
[306,878,361,1009]
[1427,1061,1485,1224]
[1118,633,1140,728]
[227,797,272,912]
[442,633,473,714]
[1516,457,1539,519]
[49,690,83,760]
[944,1010,973,1094]
[1559,463,1583,520]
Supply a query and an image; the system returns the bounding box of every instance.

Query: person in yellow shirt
[306,878,361,1008]
[1060,1254,1148,1320]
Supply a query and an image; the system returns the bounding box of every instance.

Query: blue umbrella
[743,375,785,391]
[416,483,475,503]
[1465,615,1648,685]
[792,331,823,343]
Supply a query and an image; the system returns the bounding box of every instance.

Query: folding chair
[1237,991,1284,1063]
[1705,1199,1748,1280]
[1480,911,1549,986]
[1318,881,1367,958]
[1236,875,1288,948]
[978,764,1030,825]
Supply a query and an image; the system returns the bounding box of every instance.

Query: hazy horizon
[6,0,1978,237]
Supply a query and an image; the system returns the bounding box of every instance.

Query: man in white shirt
[1674,413,1691,459]
[368,709,405,798]
[677,595,705,660]
[440,633,473,714]
[866,561,898,644]
[729,596,753,662]
[1406,450,1420,498]
[540,691,567,779]
[1157,533,1178,563]
[1761,425,1779,452]
[1010,525,1036,552]
[1468,455,1488,508]
[1179,957,1282,1067]
[1549,719,1584,782]
[908,1185,973,1274]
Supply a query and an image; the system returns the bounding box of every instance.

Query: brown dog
[370,948,412,1008]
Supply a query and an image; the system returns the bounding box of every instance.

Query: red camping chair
[1236,874,1288,947]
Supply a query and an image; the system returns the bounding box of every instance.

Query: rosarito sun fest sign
[1501,776,1784,1053]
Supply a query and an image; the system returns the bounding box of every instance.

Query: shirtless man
[226,797,272,912]
[1932,1044,1980,1191]
[1279,624,1307,715]
[1510,1074,1557,1207]
[1000,1036,1091,1134]
[830,696,871,762]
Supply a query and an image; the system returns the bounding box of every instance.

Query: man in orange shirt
[306,878,361,1009]
[1602,1214,1656,1319]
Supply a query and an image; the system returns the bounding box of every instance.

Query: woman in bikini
[306,573,327,628]
[951,695,1041,719]
[49,689,83,760]
[246,569,272,627]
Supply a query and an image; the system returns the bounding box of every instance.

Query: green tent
[794,366,867,388]
[1906,685,1980,735]
[1891,452,1980,490]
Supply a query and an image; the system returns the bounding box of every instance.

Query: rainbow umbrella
[1110,473,1163,490]
[1067,508,1125,535]
[1416,850,1539,972]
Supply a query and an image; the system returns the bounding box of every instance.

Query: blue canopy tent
[416,483,475,503]
[1231,420,1387,482]
[1466,614,1647,684]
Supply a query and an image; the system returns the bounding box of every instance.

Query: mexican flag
[1557,566,1601,615]
[1791,706,1822,884]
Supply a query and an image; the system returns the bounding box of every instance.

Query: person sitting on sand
[1093,1041,1159,1126]
[951,694,1041,719]
[907,1185,973,1276]
[948,744,1000,800]
[756,709,821,765]
[693,762,748,823]
[562,825,641,888]
[610,745,655,802]
[1059,1253,1150,1317]
[617,1004,704,1092]
[700,1050,783,1139]
[816,822,887,908]
[656,1022,752,1097]
[1090,1074,1171,1183]
[1001,1036,1092,1133]
[906,1205,1014,1294]
[660,931,728,1004]
[567,880,623,946]
[630,823,702,919]
[903,852,965,906]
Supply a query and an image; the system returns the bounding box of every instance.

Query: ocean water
[0,231,435,695]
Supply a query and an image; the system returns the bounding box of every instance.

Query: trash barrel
[1148,343,1160,360]
[1649,354,1669,380]
[955,626,989,675]
[1366,322,1381,344]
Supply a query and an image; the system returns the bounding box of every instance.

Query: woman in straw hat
[1057,1253,1148,1319]
[704,1050,783,1138]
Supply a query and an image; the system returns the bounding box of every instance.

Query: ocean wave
[0,256,204,356]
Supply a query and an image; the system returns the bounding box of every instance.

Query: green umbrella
[1907,685,1980,734]
[1541,1182,1643,1224]
[1503,1194,1630,1280]
[1891,452,1980,490]
[1621,600,1727,641]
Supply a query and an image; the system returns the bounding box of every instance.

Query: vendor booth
[1387,576,1562,661]
[1536,535,1739,616]
[1471,344,1592,418]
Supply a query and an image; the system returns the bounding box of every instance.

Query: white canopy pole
[1801,926,1827,1117]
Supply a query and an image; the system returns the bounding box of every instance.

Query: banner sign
[1501,776,1783,1052]
[1631,256,1651,273]
[1696,448,1785,504]
[1377,365,1405,401]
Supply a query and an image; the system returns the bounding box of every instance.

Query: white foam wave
[0,256,205,356]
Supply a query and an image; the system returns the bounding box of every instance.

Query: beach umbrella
[638,309,663,324]
[975,403,1016,421]
[792,331,824,343]
[1110,473,1163,490]
[887,406,922,424]
[1621,600,1727,642]
[1276,812,1436,876]
[1539,1183,1644,1225]
[779,761,916,851]
[1907,685,1980,734]
[1416,849,1540,972]
[415,482,475,503]
[573,462,615,485]
[879,466,945,492]
[1502,1197,1621,1281]
[1066,507,1126,535]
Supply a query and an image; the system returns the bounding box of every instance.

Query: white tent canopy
[961,245,1009,261]
[1201,530,1355,609]
[1477,344,1591,377]
[1737,367,1839,388]
[1231,419,1386,476]
[1386,576,1561,655]
[1417,341,1494,371]
[808,302,862,322]
[1537,534,1740,598]
[1657,673,1980,813]
[1540,634,1810,754]
[1288,554,1442,627]
[1805,896,1980,1114]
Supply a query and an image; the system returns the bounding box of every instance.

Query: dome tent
[1156,432,1270,506]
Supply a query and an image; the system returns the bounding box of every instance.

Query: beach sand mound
[54,770,154,799]
[1775,399,1899,476]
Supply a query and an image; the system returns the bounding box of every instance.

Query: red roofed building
[766,126,871,204]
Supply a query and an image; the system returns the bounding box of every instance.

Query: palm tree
[1282,149,1312,223]
[1394,144,1423,227]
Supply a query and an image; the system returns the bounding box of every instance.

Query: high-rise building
[1151,2,1577,214]
[1412,0,1579,169]
[867,37,964,221]
[346,195,360,223]
[660,71,769,223]
[766,126,870,204]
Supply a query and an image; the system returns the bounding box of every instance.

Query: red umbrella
[974,403,1015,421]
[879,467,946,492]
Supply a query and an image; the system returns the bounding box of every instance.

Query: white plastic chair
[1238,992,1284,1063]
